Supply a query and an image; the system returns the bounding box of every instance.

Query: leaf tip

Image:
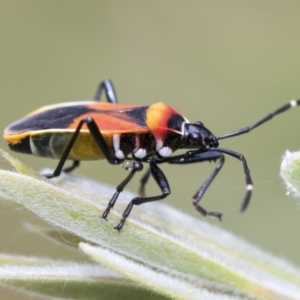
[280,149,300,199]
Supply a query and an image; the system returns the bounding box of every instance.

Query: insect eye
[189,132,201,144]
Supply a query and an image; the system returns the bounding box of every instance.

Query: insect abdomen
[33,132,108,160]
[6,132,107,160]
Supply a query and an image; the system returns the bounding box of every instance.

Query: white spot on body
[29,137,38,156]
[156,139,163,151]
[134,148,147,158]
[113,133,125,159]
[158,147,173,157]
[115,150,125,159]
[155,138,173,157]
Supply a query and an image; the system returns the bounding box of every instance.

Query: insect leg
[217,99,300,140]
[62,160,80,173]
[166,151,225,220]
[102,160,143,219]
[60,79,118,173]
[115,159,170,231]
[211,147,252,212]
[44,117,117,178]
[138,167,151,197]
[93,79,118,103]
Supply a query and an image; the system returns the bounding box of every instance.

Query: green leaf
[1,150,300,299]
[281,150,300,198]
[24,222,96,250]
[80,242,241,300]
[0,254,166,300]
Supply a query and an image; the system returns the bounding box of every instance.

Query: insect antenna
[216,99,300,141]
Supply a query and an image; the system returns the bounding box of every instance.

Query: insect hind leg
[93,79,118,103]
[44,117,117,179]
[62,160,80,173]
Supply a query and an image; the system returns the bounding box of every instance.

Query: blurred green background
[1,1,300,298]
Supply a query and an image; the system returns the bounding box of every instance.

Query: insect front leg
[44,117,117,179]
[210,147,253,212]
[115,159,170,231]
[166,151,225,220]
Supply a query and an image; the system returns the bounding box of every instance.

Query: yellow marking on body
[146,102,170,131]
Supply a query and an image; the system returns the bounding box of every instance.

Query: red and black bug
[4,79,300,230]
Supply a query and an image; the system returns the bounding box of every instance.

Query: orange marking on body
[146,102,181,140]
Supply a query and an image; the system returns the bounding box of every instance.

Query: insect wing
[67,103,150,134]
